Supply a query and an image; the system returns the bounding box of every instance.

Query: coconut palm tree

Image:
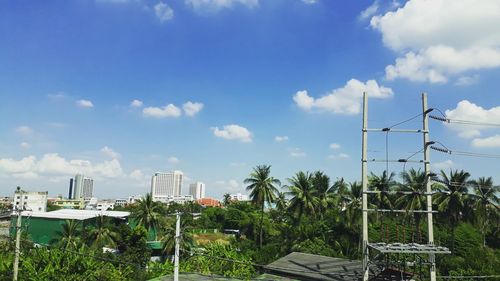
[286,171,319,225]
[369,171,396,210]
[311,171,334,216]
[470,177,500,246]
[54,220,81,249]
[244,165,281,248]
[86,215,119,249]
[433,169,471,252]
[160,216,194,256]
[223,193,232,207]
[397,168,426,242]
[340,181,363,229]
[275,191,288,213]
[130,193,164,238]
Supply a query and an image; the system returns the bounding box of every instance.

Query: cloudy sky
[1,0,500,199]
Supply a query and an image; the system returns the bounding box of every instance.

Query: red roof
[197,198,221,207]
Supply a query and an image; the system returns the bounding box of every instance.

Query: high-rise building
[13,190,48,212]
[151,171,183,202]
[70,174,94,199]
[189,182,205,200]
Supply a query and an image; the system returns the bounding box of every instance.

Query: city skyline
[1,0,500,198]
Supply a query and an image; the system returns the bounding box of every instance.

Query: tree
[223,193,231,206]
[286,171,319,225]
[85,215,119,249]
[244,165,281,248]
[311,171,334,216]
[469,177,500,247]
[275,191,288,213]
[340,182,363,229]
[160,216,194,256]
[130,193,164,238]
[368,171,396,210]
[433,169,471,252]
[54,220,82,249]
[397,168,426,242]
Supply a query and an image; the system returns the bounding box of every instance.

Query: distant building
[13,190,48,212]
[230,193,249,202]
[189,182,205,200]
[151,171,183,202]
[52,198,85,209]
[69,174,94,199]
[114,198,128,207]
[96,201,114,211]
[197,198,221,208]
[168,195,194,204]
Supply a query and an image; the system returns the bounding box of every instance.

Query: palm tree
[244,165,281,248]
[54,220,81,249]
[130,193,164,239]
[311,171,334,216]
[286,171,319,225]
[470,177,500,246]
[340,182,363,229]
[369,171,396,210]
[160,216,194,256]
[397,168,426,242]
[223,193,232,206]
[433,169,471,252]
[86,215,119,249]
[275,191,288,213]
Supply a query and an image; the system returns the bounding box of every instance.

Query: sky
[1,0,500,199]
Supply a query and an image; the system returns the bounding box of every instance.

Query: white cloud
[20,142,31,149]
[293,79,393,115]
[228,179,239,188]
[168,156,180,164]
[15,126,34,135]
[472,135,500,148]
[101,146,120,159]
[154,2,174,22]
[130,99,143,107]
[185,0,258,11]
[432,159,454,170]
[0,153,125,179]
[290,148,306,157]
[76,99,94,108]
[47,92,67,100]
[359,0,379,20]
[182,101,204,117]
[212,124,252,142]
[143,104,182,118]
[371,0,500,83]
[275,136,289,142]
[302,0,317,4]
[329,143,341,149]
[445,100,500,138]
[455,75,480,86]
[129,169,145,181]
[328,153,350,159]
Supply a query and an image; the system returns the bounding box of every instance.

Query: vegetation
[0,166,498,280]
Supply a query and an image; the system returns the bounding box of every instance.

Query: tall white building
[151,171,183,202]
[13,190,48,212]
[70,174,94,199]
[189,182,205,200]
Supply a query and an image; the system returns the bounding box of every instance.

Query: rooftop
[18,209,130,220]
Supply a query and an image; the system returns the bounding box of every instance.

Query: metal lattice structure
[361,93,449,281]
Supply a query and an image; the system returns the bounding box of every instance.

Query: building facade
[230,193,249,201]
[13,190,48,212]
[151,171,183,202]
[69,174,94,199]
[52,198,85,209]
[189,182,206,200]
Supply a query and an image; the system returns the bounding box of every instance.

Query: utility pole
[422,93,437,281]
[361,92,369,281]
[13,187,23,281]
[174,212,180,281]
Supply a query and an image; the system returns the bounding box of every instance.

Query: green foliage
[183,242,256,279]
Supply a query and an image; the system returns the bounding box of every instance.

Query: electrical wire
[429,108,500,127]
[437,275,500,279]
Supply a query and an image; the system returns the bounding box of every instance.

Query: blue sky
[1,0,500,199]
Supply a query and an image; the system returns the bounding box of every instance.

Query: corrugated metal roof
[19,209,130,220]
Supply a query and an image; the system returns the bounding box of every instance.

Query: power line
[429,108,500,127]
[437,275,500,279]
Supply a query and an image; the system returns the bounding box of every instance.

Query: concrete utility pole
[422,93,437,281]
[174,213,180,281]
[361,92,369,281]
[13,187,23,281]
